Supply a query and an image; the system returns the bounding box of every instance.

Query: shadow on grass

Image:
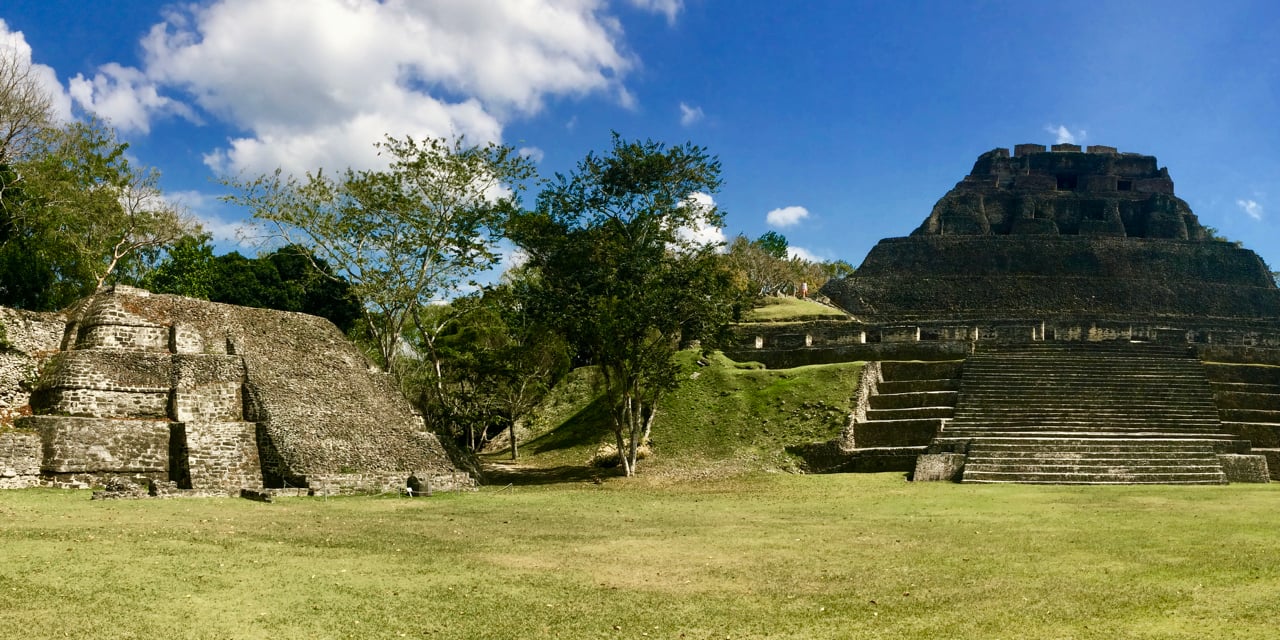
[482,464,620,486]
[525,395,613,455]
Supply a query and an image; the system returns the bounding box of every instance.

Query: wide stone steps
[943,343,1236,484]
[876,379,959,394]
[845,361,964,453]
[1203,363,1280,480]
[959,438,1228,485]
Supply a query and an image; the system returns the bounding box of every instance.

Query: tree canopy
[510,134,739,476]
[144,236,362,333]
[0,51,199,310]
[223,135,536,376]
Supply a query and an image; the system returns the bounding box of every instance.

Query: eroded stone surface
[1,285,471,493]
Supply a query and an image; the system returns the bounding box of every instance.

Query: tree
[725,234,793,296]
[145,239,363,332]
[725,233,855,299]
[0,46,53,166]
[223,135,536,377]
[755,230,789,259]
[409,283,568,457]
[0,118,200,309]
[142,233,217,299]
[510,134,738,476]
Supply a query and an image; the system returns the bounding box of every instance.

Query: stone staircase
[939,342,1247,484]
[853,361,961,449]
[1203,362,1280,480]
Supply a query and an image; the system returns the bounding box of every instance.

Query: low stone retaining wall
[0,430,41,488]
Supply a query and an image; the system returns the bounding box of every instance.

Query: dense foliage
[144,236,362,332]
[223,135,536,377]
[510,134,740,475]
[0,51,199,310]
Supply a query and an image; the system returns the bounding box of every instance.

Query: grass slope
[739,296,848,322]
[4,476,1279,639]
[485,352,862,476]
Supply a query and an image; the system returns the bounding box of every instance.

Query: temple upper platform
[822,144,1280,324]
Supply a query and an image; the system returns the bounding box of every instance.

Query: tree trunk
[614,425,632,477]
[508,419,518,460]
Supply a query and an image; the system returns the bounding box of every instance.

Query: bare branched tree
[0,45,54,164]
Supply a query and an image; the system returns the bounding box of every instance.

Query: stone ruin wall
[912,145,1207,240]
[0,307,67,488]
[1,286,470,494]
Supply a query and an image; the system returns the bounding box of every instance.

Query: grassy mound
[484,351,863,477]
[739,296,849,322]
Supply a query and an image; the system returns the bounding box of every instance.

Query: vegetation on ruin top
[3,475,1279,639]
[483,350,862,479]
[739,296,850,323]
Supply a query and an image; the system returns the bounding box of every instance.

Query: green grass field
[3,474,1279,639]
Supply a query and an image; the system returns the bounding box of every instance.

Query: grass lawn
[3,474,1279,639]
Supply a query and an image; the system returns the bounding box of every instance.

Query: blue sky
[3,0,1280,270]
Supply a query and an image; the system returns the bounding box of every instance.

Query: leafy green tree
[0,118,199,309]
[755,230,789,259]
[410,284,569,456]
[223,135,536,376]
[510,134,737,476]
[143,233,217,299]
[725,233,855,299]
[145,239,362,332]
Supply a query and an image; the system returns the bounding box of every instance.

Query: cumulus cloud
[787,246,821,262]
[766,205,810,228]
[679,102,704,127]
[519,146,545,163]
[628,0,684,25]
[1045,124,1086,145]
[68,63,196,134]
[67,0,639,175]
[1238,198,1264,221]
[677,191,726,249]
[0,19,73,122]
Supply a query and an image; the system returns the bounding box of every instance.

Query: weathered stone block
[913,453,965,482]
[853,419,938,448]
[0,430,40,480]
[21,415,171,474]
[1218,454,1270,483]
[176,421,262,490]
[39,388,169,419]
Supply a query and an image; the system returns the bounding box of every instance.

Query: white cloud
[766,205,810,228]
[519,146,545,163]
[0,19,73,122]
[1237,198,1264,221]
[677,191,726,249]
[787,246,821,262]
[679,102,704,127]
[1045,124,1086,145]
[628,0,685,25]
[69,0,639,176]
[68,63,196,134]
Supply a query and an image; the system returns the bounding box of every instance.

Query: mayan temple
[0,285,472,494]
[735,143,1280,484]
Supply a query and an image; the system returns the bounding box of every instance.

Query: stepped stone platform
[776,143,1280,483]
[0,286,472,494]
[925,342,1259,484]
